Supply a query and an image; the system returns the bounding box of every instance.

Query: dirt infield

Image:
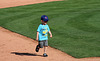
[0,0,100,61]
[0,27,100,61]
[0,0,60,8]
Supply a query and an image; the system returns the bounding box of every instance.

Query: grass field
[0,0,100,58]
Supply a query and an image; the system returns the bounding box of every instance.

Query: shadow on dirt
[11,52,43,57]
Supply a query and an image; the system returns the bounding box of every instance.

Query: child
[35,15,52,57]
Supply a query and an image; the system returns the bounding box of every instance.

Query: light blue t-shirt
[37,24,50,41]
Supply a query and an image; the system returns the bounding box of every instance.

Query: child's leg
[43,40,48,57]
[44,46,48,53]
[44,40,48,53]
[39,41,44,48]
[43,46,48,57]
[35,41,43,52]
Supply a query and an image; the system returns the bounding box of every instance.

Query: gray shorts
[39,40,48,48]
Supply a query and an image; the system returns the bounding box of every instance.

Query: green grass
[0,0,100,58]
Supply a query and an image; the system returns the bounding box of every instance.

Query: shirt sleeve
[37,25,41,32]
[47,25,50,32]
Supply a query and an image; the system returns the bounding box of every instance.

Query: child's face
[41,20,47,25]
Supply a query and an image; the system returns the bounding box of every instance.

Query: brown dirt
[0,0,60,8]
[0,27,100,61]
[0,0,100,61]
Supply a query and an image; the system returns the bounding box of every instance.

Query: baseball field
[0,0,100,61]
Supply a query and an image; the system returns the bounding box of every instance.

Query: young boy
[35,15,52,57]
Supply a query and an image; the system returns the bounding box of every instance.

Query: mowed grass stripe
[0,0,100,58]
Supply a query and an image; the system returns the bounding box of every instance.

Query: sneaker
[35,45,39,52]
[43,53,48,57]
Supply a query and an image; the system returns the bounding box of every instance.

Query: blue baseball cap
[41,15,49,22]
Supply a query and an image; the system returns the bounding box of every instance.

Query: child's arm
[49,31,52,38]
[36,32,39,41]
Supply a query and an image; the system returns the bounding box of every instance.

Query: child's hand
[50,34,52,38]
[36,38,38,41]
[49,31,52,38]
